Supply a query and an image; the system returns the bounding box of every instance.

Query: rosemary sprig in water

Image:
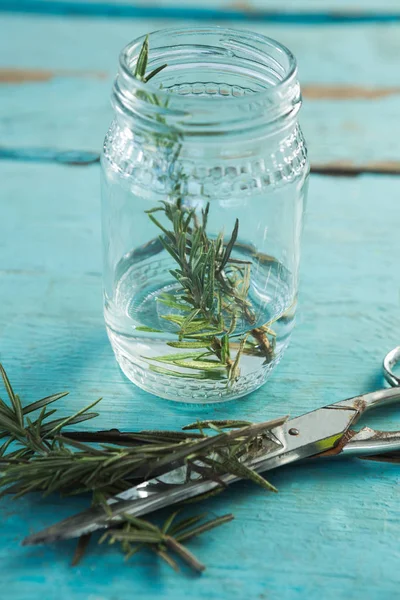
[0,364,283,572]
[133,36,276,384]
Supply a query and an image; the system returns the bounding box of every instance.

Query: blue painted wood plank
[24,0,400,10]
[2,0,400,22]
[1,161,400,598]
[3,14,399,82]
[1,15,400,168]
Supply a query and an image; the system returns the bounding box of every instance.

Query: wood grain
[1,160,400,599]
[1,16,400,168]
[2,4,400,598]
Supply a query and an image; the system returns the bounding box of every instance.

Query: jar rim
[119,26,298,108]
[115,26,301,135]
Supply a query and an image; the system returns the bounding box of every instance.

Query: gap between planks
[1,148,400,176]
[2,1,400,23]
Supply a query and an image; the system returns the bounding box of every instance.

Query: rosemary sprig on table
[99,512,234,573]
[0,370,279,498]
[133,36,276,382]
[0,364,283,572]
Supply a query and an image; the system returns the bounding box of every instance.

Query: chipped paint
[311,161,400,176]
[0,68,107,83]
[303,85,400,100]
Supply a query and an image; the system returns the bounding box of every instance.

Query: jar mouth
[115,26,300,135]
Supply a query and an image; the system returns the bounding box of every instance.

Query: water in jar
[102,158,307,402]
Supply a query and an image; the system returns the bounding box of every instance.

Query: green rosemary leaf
[13,395,25,430]
[183,329,224,339]
[183,208,195,232]
[169,514,206,536]
[23,392,69,416]
[45,398,102,437]
[157,294,192,312]
[146,351,204,363]
[11,479,50,499]
[160,314,186,326]
[0,412,25,438]
[227,311,238,334]
[218,219,239,273]
[159,236,181,262]
[134,34,149,79]
[144,63,168,83]
[33,406,50,439]
[220,333,230,364]
[148,214,170,237]
[172,359,225,371]
[181,486,225,504]
[0,399,18,423]
[215,455,278,493]
[56,436,105,455]
[0,437,13,457]
[0,364,24,427]
[229,334,248,381]
[162,510,180,534]
[202,202,210,230]
[144,206,164,214]
[180,308,201,333]
[155,548,180,572]
[144,430,228,475]
[107,531,162,544]
[135,326,163,333]
[121,514,161,533]
[183,321,219,334]
[181,295,195,306]
[149,364,211,380]
[160,316,218,337]
[175,514,234,543]
[41,412,100,435]
[167,340,209,349]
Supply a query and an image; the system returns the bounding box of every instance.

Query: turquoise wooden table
[1,2,400,599]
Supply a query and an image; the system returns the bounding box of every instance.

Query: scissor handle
[341,427,400,456]
[383,346,400,388]
[333,387,400,415]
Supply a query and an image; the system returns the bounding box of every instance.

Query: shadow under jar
[101,27,309,403]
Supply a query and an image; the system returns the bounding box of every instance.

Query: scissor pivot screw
[289,428,299,436]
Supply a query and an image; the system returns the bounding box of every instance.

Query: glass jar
[101,27,309,403]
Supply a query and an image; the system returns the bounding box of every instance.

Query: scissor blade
[23,404,358,546]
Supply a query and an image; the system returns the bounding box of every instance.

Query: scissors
[24,346,400,546]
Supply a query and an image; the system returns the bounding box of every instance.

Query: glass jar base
[110,339,287,403]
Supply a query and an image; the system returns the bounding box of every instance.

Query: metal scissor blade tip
[23,505,111,546]
[23,532,56,546]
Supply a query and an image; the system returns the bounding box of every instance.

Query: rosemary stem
[164,535,205,573]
